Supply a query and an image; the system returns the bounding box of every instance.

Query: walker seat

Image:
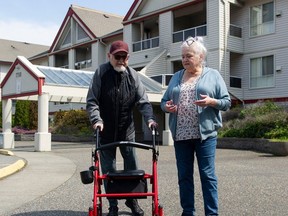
[106,169,147,198]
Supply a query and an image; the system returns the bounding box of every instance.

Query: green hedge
[219,101,288,140]
[52,110,92,136]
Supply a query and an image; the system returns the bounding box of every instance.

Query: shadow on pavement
[9,210,133,216]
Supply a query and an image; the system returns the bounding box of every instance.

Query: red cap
[109,40,129,54]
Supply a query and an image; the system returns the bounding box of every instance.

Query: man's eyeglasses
[113,54,128,61]
[185,37,198,46]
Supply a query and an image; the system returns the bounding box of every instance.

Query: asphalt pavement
[1,141,288,216]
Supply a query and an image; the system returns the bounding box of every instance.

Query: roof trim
[1,56,45,99]
[123,0,141,21]
[49,6,96,53]
[123,0,204,25]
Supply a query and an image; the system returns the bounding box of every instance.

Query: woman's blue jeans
[174,137,218,216]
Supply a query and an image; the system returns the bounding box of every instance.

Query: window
[250,55,274,88]
[76,23,89,42]
[250,2,274,37]
[61,29,71,47]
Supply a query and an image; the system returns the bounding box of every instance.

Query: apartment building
[2,0,287,147]
[122,0,287,104]
[46,0,288,118]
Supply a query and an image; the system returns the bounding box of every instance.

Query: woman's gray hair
[181,36,207,66]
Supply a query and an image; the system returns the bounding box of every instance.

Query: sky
[0,0,135,46]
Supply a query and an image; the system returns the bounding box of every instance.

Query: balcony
[228,24,244,54]
[173,25,207,43]
[230,76,242,88]
[230,24,242,38]
[150,74,173,87]
[132,37,159,52]
[60,65,69,69]
[74,59,92,70]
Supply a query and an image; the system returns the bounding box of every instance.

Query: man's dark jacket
[86,62,154,142]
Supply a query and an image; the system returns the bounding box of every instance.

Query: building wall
[232,0,288,101]
[138,0,187,16]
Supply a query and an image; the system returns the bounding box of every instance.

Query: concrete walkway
[0,146,76,215]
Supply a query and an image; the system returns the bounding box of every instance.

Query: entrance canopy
[1,56,94,103]
[0,56,163,151]
[1,56,163,103]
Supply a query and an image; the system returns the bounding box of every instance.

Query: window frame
[249,55,275,89]
[249,1,275,37]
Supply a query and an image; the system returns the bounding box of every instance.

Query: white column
[162,113,173,146]
[0,99,15,149]
[68,49,76,69]
[35,93,51,151]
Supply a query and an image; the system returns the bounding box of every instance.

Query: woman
[161,37,231,216]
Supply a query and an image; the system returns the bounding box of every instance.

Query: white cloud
[0,20,59,46]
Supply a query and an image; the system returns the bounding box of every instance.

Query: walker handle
[94,127,100,149]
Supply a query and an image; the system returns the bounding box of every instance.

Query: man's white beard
[114,65,126,72]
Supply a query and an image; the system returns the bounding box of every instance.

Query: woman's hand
[194,94,217,107]
[165,100,177,113]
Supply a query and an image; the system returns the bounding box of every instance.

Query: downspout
[221,0,245,107]
[221,0,227,83]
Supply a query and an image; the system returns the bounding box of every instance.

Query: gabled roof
[72,5,124,37]
[0,39,49,63]
[123,0,204,24]
[50,5,124,52]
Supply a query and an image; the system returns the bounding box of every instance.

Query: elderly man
[86,40,157,216]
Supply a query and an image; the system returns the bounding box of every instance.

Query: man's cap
[109,40,129,54]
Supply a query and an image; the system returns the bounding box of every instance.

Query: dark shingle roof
[71,5,124,38]
[0,39,49,62]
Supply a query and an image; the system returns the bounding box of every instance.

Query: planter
[14,134,94,143]
[15,134,34,141]
[218,138,288,156]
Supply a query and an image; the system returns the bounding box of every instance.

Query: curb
[0,150,27,180]
[0,149,14,156]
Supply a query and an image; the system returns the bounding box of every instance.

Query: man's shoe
[107,206,118,216]
[125,199,144,216]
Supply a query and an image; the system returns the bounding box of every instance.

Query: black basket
[80,170,94,184]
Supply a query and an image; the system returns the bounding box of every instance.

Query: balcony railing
[230,24,242,38]
[132,37,159,52]
[230,76,242,88]
[75,59,92,70]
[173,25,207,43]
[150,74,173,87]
[60,65,69,69]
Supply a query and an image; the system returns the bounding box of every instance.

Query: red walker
[80,127,164,216]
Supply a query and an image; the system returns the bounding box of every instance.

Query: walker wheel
[158,205,164,216]
[97,205,102,216]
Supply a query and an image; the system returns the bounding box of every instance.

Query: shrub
[52,110,93,136]
[14,100,38,130]
[219,101,288,140]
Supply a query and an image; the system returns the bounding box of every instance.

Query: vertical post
[162,113,173,146]
[35,93,51,151]
[0,99,15,149]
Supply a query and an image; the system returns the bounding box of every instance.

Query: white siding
[145,51,168,77]
[230,0,288,101]
[123,24,133,47]
[129,47,162,69]
[138,0,188,16]
[125,0,288,102]
[159,11,173,49]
